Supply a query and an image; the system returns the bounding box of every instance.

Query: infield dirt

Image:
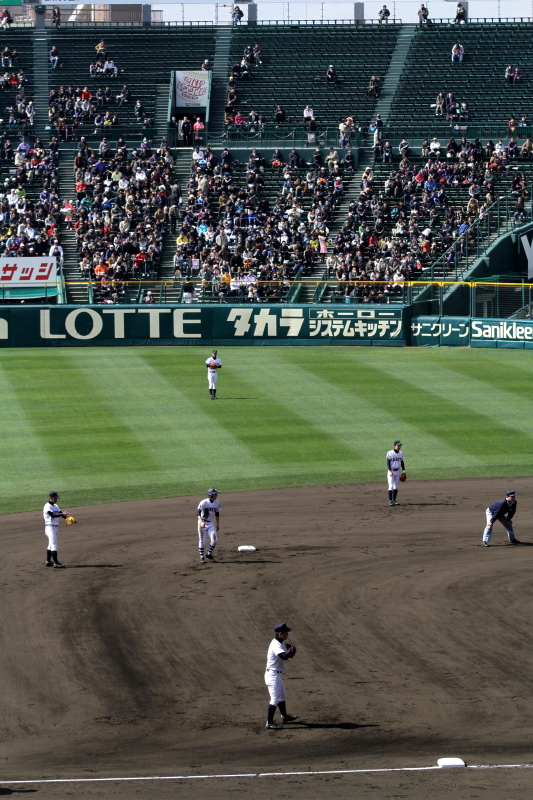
[2,478,532,799]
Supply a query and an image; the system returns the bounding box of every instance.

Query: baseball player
[386,440,406,506]
[264,622,298,729]
[206,349,222,399]
[197,488,221,563]
[43,491,70,567]
[482,491,520,546]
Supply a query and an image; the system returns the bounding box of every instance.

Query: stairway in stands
[208,26,233,134]
[57,144,89,304]
[156,148,193,302]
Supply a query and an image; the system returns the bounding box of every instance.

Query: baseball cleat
[392,501,400,505]
[45,561,54,567]
[265,723,282,729]
[482,542,489,547]
[389,501,394,506]
[509,539,521,544]
[206,552,215,561]
[53,562,65,568]
[281,715,298,722]
[200,556,206,563]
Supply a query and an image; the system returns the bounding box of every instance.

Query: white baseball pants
[198,521,217,549]
[45,524,58,552]
[483,509,517,544]
[208,371,218,389]
[387,470,401,490]
[265,670,286,705]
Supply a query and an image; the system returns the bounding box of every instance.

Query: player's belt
[267,669,283,673]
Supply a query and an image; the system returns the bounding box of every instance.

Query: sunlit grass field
[1,346,532,514]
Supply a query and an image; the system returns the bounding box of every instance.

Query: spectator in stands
[454,3,466,23]
[378,5,390,23]
[50,46,60,69]
[117,84,131,105]
[398,138,409,157]
[103,59,118,78]
[513,67,522,83]
[429,137,441,157]
[520,138,533,158]
[302,105,314,122]
[519,115,529,127]
[382,141,393,163]
[253,44,263,65]
[435,92,445,116]
[52,7,61,27]
[274,105,287,123]
[181,116,192,146]
[143,290,154,304]
[193,116,205,142]
[326,65,338,84]
[418,4,429,23]
[451,43,464,63]
[95,40,106,58]
[0,8,13,29]
[505,65,514,84]
[366,75,381,98]
[1,46,11,67]
[233,6,244,24]
[508,117,518,132]
[201,59,211,71]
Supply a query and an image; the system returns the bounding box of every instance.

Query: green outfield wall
[411,316,533,347]
[0,305,408,347]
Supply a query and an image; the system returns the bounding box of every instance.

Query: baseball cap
[207,488,219,496]
[506,490,516,497]
[274,622,292,633]
[394,440,402,446]
[49,491,59,498]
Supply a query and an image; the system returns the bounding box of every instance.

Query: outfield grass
[1,346,533,514]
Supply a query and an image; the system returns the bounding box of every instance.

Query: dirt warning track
[1,478,532,798]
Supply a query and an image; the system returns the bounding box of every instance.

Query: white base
[238,545,257,552]
[438,758,465,768]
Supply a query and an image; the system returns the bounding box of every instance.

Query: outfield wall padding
[411,316,533,347]
[0,305,408,347]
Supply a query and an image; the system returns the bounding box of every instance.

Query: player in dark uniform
[482,491,520,546]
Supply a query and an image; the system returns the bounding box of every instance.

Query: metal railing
[377,126,533,144]
[413,184,533,297]
[204,125,360,149]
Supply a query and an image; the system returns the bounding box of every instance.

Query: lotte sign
[175,70,211,108]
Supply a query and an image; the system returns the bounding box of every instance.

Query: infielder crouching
[386,440,406,506]
[197,488,221,563]
[482,491,520,546]
[265,622,298,729]
[43,491,71,568]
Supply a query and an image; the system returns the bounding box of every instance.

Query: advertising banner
[175,70,211,109]
[411,316,533,348]
[0,305,408,347]
[0,259,57,287]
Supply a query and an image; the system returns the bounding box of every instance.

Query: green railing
[206,125,360,150]
[375,126,533,146]
[414,183,533,297]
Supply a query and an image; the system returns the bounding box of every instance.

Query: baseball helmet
[207,488,219,496]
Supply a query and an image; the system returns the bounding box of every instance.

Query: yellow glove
[65,516,77,525]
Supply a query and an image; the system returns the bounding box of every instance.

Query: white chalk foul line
[1,763,532,785]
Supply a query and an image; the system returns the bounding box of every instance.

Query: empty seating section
[47,28,215,129]
[228,25,400,128]
[0,29,34,115]
[389,23,533,127]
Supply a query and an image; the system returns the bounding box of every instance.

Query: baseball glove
[65,516,77,525]
[208,362,218,369]
[400,472,406,482]
[286,643,297,657]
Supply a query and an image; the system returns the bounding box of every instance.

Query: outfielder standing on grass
[386,440,406,506]
[43,491,76,568]
[482,491,520,546]
[197,488,221,563]
[265,622,298,729]
[206,349,222,399]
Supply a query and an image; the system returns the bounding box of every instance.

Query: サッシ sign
[0,258,57,286]
[175,70,211,108]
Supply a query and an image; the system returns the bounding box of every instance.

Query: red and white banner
[0,259,57,287]
[175,70,211,108]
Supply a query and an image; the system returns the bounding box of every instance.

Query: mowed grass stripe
[140,349,356,469]
[366,352,533,440]
[73,350,272,484]
[228,351,480,480]
[0,358,57,496]
[430,349,533,401]
[343,349,533,460]
[1,350,156,485]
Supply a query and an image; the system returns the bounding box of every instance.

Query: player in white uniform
[205,349,222,399]
[386,440,405,506]
[43,491,70,567]
[264,622,298,729]
[197,488,221,563]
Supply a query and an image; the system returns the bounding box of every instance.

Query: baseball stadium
[1,3,533,798]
